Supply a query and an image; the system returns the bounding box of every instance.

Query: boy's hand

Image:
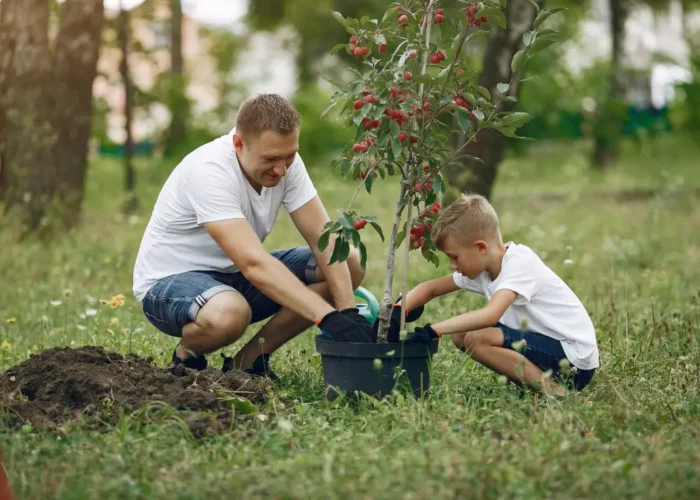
[404,324,441,344]
[340,308,377,343]
[318,310,374,343]
[372,298,426,343]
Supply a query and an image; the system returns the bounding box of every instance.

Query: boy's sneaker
[171,346,208,371]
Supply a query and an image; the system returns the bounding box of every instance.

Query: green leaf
[511,50,529,73]
[331,11,349,29]
[475,86,491,100]
[523,31,536,46]
[391,136,402,157]
[495,125,534,140]
[430,251,440,268]
[463,93,477,106]
[437,67,451,80]
[339,213,355,230]
[500,0,508,7]
[233,397,257,415]
[339,240,351,262]
[497,83,510,94]
[466,30,488,43]
[498,111,532,128]
[534,8,566,30]
[455,107,473,133]
[476,7,506,29]
[381,6,396,24]
[328,235,342,265]
[331,43,348,55]
[350,228,361,248]
[414,74,435,85]
[359,242,368,271]
[360,15,369,26]
[526,0,540,12]
[365,172,374,194]
[318,230,331,252]
[320,101,338,119]
[395,229,406,249]
[528,37,557,54]
[537,28,561,38]
[472,109,485,121]
[369,221,385,242]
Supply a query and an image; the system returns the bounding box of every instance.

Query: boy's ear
[476,240,488,253]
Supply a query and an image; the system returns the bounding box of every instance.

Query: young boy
[400,194,599,394]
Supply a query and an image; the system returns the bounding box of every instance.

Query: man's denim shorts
[142,247,319,337]
[497,323,596,391]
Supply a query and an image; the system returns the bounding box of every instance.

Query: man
[133,94,374,379]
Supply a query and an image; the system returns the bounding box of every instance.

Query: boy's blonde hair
[236,93,301,138]
[433,193,502,249]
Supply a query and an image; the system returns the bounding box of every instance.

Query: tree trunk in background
[0,0,103,231]
[592,0,629,168]
[120,6,138,213]
[446,0,540,201]
[52,0,104,225]
[164,0,189,155]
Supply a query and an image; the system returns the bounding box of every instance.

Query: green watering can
[354,286,380,325]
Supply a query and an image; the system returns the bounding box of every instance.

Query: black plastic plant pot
[315,336,440,401]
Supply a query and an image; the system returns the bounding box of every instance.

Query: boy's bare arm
[431,289,517,335]
[404,275,459,311]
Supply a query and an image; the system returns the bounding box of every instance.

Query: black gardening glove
[373,296,426,343]
[340,308,377,343]
[319,310,374,343]
[404,324,441,344]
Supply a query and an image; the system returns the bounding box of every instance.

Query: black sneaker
[172,347,208,371]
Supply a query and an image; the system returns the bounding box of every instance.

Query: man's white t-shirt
[453,243,599,370]
[132,129,318,302]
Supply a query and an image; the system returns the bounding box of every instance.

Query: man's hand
[340,308,376,342]
[318,311,373,343]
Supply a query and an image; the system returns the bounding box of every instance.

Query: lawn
[1,134,699,498]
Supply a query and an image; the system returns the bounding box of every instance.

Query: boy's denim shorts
[142,247,319,337]
[497,323,596,391]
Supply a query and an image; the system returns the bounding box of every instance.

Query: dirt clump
[0,346,271,437]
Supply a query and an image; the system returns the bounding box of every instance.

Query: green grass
[2,135,700,498]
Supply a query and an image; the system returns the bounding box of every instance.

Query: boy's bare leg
[453,328,567,396]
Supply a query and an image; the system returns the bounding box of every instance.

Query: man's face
[234,130,299,189]
[440,234,488,280]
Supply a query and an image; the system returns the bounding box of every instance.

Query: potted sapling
[315,0,563,399]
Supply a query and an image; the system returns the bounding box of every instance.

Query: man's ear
[233,133,245,154]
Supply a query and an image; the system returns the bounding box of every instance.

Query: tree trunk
[592,0,628,169]
[52,0,104,224]
[0,0,55,227]
[120,6,138,213]
[446,0,540,201]
[0,0,103,231]
[164,0,189,155]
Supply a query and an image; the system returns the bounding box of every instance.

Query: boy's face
[441,235,489,280]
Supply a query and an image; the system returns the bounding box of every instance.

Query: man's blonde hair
[433,193,502,249]
[236,93,301,138]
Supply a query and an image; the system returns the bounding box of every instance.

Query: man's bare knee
[195,291,251,341]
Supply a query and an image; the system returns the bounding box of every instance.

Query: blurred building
[572,0,699,108]
[93,0,219,144]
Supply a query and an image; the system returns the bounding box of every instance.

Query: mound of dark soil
[0,346,271,437]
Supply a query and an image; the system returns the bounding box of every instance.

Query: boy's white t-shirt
[132,129,318,302]
[453,243,599,370]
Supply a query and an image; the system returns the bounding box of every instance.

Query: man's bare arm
[205,218,334,323]
[290,196,356,310]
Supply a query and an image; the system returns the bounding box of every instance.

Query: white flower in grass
[277,419,293,432]
[563,259,574,265]
[79,313,87,320]
[85,309,98,317]
[50,300,63,307]
[86,295,97,304]
[76,325,87,331]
